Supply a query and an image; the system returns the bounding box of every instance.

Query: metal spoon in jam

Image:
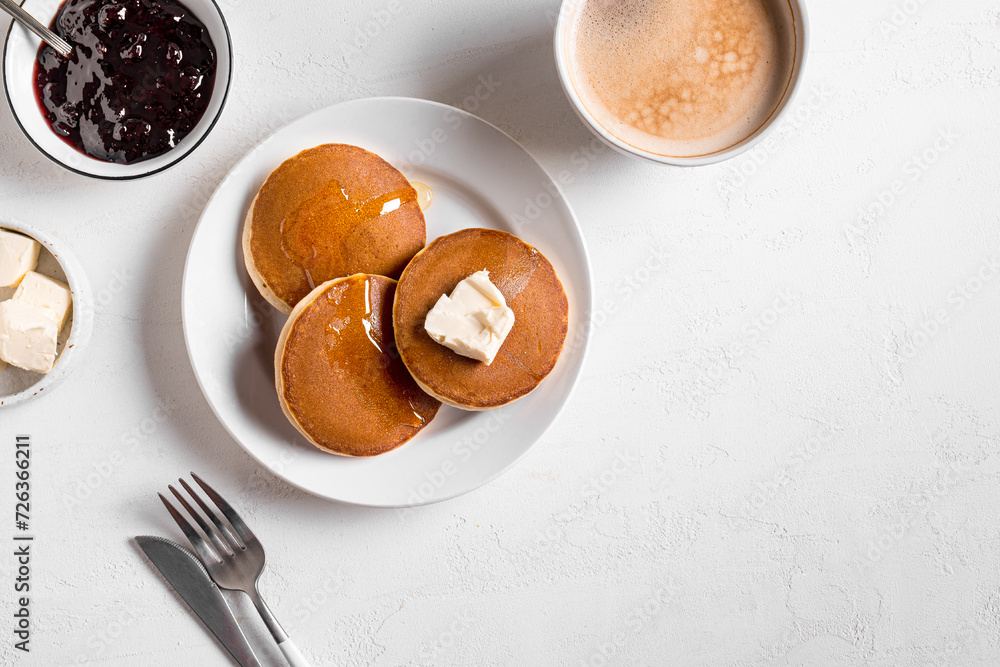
[0,0,73,56]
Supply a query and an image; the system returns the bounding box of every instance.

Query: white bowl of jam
[2,0,232,179]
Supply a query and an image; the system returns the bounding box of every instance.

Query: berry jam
[33,0,217,164]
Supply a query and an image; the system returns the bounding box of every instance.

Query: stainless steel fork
[160,473,311,667]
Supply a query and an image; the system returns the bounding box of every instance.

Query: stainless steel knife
[136,535,263,667]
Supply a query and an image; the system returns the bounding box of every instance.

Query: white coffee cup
[554,0,809,167]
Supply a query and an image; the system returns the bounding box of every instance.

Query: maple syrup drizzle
[321,276,427,429]
[279,181,418,288]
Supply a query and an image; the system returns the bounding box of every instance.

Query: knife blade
[136,535,262,667]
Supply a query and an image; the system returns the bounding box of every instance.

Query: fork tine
[179,478,244,551]
[158,492,219,565]
[169,484,233,558]
[191,472,257,546]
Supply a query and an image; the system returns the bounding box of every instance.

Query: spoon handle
[0,0,73,57]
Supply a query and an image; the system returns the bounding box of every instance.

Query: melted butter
[411,181,433,211]
[279,181,418,288]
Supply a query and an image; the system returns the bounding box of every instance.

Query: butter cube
[424,270,515,365]
[0,229,41,288]
[14,271,72,331]
[0,301,59,373]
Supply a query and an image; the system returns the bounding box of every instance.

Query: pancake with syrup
[393,228,569,410]
[276,274,441,457]
[244,144,426,314]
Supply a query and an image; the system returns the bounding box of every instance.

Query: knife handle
[279,638,311,667]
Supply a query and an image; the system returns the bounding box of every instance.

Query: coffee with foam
[567,0,796,158]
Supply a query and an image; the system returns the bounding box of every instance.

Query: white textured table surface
[2,1,999,665]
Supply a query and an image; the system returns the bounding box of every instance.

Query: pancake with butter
[394,228,568,410]
[276,274,441,457]
[244,144,426,314]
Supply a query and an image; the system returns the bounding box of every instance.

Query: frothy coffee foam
[568,0,795,158]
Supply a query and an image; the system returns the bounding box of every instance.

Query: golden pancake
[244,144,426,314]
[393,228,569,410]
[276,274,441,457]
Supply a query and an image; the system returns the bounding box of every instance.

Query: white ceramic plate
[3,0,232,179]
[183,97,592,507]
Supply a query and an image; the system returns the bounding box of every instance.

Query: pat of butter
[14,271,72,332]
[0,229,41,288]
[424,270,515,365]
[0,301,59,373]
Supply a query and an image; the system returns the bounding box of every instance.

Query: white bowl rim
[552,0,811,167]
[0,218,93,409]
[1,0,234,180]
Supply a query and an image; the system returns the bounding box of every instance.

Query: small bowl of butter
[0,220,92,408]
